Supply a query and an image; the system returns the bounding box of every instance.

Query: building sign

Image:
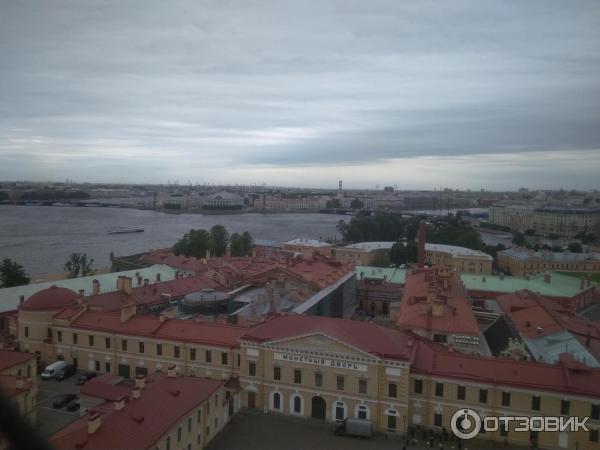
[274,352,367,372]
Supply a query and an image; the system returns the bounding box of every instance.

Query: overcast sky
[1,0,600,190]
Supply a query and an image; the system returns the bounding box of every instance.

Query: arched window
[273,392,281,410]
[356,404,369,420]
[294,396,301,413]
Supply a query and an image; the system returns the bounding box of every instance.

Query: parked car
[54,364,76,381]
[41,361,67,380]
[52,393,77,409]
[334,418,373,438]
[75,372,97,385]
[66,399,80,412]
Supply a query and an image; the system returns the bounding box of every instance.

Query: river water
[0,206,344,276]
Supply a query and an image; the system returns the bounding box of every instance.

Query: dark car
[54,364,76,381]
[52,393,77,409]
[75,372,97,385]
[66,399,80,412]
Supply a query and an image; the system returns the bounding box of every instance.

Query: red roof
[411,337,600,398]
[80,375,132,402]
[0,350,35,371]
[241,315,413,360]
[50,373,223,450]
[20,286,79,311]
[70,310,247,348]
[397,268,480,335]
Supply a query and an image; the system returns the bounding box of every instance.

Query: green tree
[240,231,253,256]
[389,240,418,266]
[173,229,211,258]
[64,253,95,278]
[512,232,528,248]
[350,198,364,210]
[568,242,583,253]
[209,225,229,257]
[0,259,30,287]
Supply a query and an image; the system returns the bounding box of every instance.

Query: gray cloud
[1,0,599,188]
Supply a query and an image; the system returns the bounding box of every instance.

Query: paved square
[35,373,83,438]
[206,411,528,450]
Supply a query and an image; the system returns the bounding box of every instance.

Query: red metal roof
[397,268,480,335]
[20,286,79,311]
[70,310,248,348]
[241,314,413,360]
[0,349,35,371]
[80,375,133,402]
[50,373,223,450]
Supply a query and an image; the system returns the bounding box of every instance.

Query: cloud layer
[1,0,599,189]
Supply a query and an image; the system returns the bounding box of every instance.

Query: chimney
[114,396,126,411]
[417,220,426,268]
[144,278,149,286]
[15,377,24,390]
[121,277,133,295]
[78,289,85,297]
[544,274,551,284]
[136,275,142,286]
[87,412,102,434]
[135,374,146,389]
[92,279,100,295]
[167,364,177,378]
[132,386,141,399]
[156,273,161,283]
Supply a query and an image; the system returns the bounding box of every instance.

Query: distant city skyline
[1,1,600,189]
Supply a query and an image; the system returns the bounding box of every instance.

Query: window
[357,405,368,420]
[188,417,192,433]
[388,383,397,398]
[88,335,94,347]
[57,330,62,343]
[479,389,488,404]
[335,402,345,420]
[293,396,302,413]
[215,394,218,407]
[24,327,28,338]
[435,382,444,397]
[434,413,443,427]
[26,365,31,377]
[174,346,180,358]
[197,409,202,423]
[414,379,423,394]
[358,379,367,394]
[457,385,466,400]
[105,362,111,373]
[502,392,511,407]
[157,343,163,356]
[166,436,171,450]
[591,404,600,420]
[47,328,52,339]
[197,435,201,445]
[433,334,447,343]
[531,395,541,411]
[336,375,345,391]
[205,350,212,362]
[249,362,256,376]
[221,352,228,365]
[122,339,127,351]
[72,332,77,344]
[294,369,302,384]
[95,360,100,371]
[561,400,570,415]
[177,426,182,442]
[315,372,323,387]
[273,366,281,381]
[591,430,599,443]
[105,337,110,349]
[139,341,144,353]
[387,415,397,430]
[273,392,281,410]
[237,354,240,367]
[190,348,196,360]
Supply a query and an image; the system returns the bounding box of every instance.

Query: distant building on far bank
[283,238,332,257]
[332,241,394,266]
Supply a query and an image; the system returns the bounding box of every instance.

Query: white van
[41,360,67,380]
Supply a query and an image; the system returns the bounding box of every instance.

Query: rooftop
[0,349,35,372]
[0,264,178,313]
[342,241,395,251]
[461,271,595,298]
[50,372,223,450]
[355,266,407,284]
[284,238,331,248]
[425,243,493,260]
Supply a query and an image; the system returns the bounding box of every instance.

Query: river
[0,206,345,276]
